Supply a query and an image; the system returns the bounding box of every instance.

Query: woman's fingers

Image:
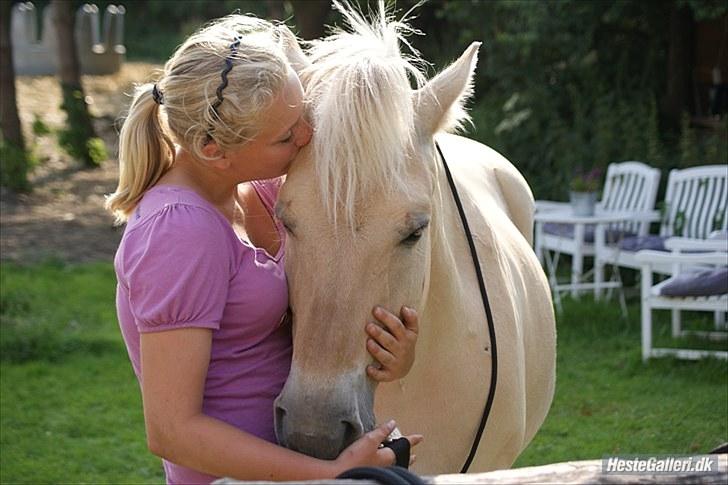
[375,447,396,466]
[368,420,397,445]
[372,306,408,340]
[370,421,398,466]
[405,434,424,447]
[400,306,419,334]
[367,336,395,364]
[366,306,419,381]
[366,363,392,381]
[366,322,399,352]
[373,429,423,468]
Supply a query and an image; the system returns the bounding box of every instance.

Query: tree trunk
[52,0,99,167]
[0,0,30,191]
[290,0,329,40]
[663,2,695,126]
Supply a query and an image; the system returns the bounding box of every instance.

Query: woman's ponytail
[105,83,175,224]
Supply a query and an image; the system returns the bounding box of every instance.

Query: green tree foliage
[421,0,665,198]
[415,0,726,199]
[105,0,727,199]
[120,0,277,61]
[679,0,728,20]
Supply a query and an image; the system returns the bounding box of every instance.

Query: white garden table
[534,206,660,313]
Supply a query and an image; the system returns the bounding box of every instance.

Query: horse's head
[274,3,479,459]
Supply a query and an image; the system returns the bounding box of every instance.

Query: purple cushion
[619,235,668,252]
[660,268,728,297]
[543,223,634,244]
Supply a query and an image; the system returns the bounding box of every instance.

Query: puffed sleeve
[121,203,233,333]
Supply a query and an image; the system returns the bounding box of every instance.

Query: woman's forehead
[259,72,304,135]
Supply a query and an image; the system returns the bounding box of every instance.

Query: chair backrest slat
[697,177,724,238]
[600,161,661,235]
[622,173,642,215]
[661,165,728,239]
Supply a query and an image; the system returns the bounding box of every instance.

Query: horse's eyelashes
[401,224,428,246]
[282,222,296,237]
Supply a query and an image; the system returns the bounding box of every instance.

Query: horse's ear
[414,42,481,136]
[277,25,311,77]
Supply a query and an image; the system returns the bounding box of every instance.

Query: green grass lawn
[515,297,727,467]
[1,261,726,482]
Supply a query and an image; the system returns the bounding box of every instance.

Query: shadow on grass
[0,259,122,363]
[0,323,121,363]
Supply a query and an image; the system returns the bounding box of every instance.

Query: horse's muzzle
[274,369,376,459]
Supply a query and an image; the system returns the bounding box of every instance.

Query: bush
[58,87,107,167]
[0,134,32,192]
[86,137,108,165]
[31,115,51,137]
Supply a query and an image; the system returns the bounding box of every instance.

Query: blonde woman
[106,15,421,484]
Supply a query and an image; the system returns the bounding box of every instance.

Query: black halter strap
[435,141,498,474]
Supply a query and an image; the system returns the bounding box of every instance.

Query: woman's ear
[201,141,231,170]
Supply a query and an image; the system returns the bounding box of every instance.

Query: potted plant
[569,167,602,216]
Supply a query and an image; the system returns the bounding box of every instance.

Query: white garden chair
[636,238,727,361]
[595,165,728,288]
[534,161,661,303]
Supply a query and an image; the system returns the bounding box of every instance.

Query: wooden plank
[214,455,728,484]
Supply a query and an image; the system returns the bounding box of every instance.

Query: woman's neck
[158,148,238,210]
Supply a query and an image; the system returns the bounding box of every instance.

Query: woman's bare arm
[140,327,405,481]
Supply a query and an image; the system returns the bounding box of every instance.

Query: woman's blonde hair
[106,15,289,223]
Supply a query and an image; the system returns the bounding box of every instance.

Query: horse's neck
[422,160,486,344]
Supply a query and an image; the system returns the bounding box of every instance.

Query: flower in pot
[569,167,602,216]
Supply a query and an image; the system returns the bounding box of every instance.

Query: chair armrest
[635,250,727,266]
[586,210,661,224]
[664,237,728,252]
[615,210,661,223]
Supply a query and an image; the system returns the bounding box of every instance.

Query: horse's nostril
[275,404,286,420]
[274,403,287,442]
[341,420,360,449]
[275,404,287,421]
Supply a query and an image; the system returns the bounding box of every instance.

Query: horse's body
[371,133,556,472]
[273,3,555,474]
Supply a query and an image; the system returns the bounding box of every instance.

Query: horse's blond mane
[302,1,427,228]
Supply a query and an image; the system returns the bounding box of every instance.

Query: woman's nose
[294,119,313,148]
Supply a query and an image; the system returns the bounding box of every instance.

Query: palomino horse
[273,4,556,474]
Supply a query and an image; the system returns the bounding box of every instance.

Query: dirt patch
[1,62,161,264]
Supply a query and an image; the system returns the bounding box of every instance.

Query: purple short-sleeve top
[114,179,291,484]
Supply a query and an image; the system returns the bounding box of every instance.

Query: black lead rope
[435,141,498,474]
[337,466,426,485]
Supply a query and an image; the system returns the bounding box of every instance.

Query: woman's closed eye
[278,131,293,144]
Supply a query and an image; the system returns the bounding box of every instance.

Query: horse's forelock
[302,1,427,229]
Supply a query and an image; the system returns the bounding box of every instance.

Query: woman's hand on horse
[365,305,419,381]
[332,420,423,472]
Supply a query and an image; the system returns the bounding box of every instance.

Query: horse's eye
[282,222,295,237]
[401,224,428,246]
